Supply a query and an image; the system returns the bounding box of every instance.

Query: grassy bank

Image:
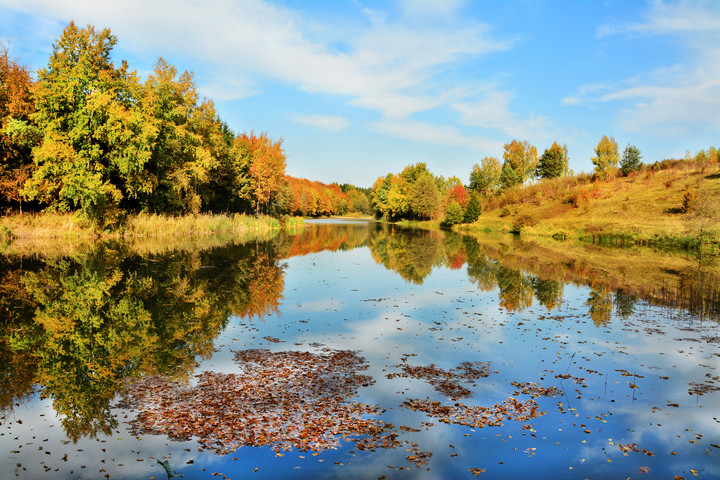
[0,212,304,241]
[460,162,720,252]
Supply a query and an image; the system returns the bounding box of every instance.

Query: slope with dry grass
[462,161,720,250]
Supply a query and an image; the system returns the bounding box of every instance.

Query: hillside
[462,161,720,250]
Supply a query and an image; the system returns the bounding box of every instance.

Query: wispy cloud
[198,77,259,101]
[567,1,720,135]
[287,113,350,131]
[452,89,552,139]
[597,0,720,37]
[367,118,501,152]
[0,0,512,119]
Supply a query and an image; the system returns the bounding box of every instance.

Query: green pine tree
[463,194,481,223]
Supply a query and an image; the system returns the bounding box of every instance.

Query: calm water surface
[1,220,719,479]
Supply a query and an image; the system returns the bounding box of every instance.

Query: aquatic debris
[118,349,392,454]
[386,361,491,400]
[612,441,655,456]
[405,447,432,468]
[688,382,720,396]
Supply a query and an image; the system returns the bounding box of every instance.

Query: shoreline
[0,212,305,242]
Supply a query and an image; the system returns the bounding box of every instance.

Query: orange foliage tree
[235,132,286,215]
[284,176,350,216]
[0,49,38,211]
[445,184,470,209]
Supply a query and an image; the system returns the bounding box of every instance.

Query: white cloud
[567,1,720,135]
[287,113,350,131]
[367,118,502,152]
[597,0,720,37]
[0,0,512,119]
[198,77,259,101]
[452,89,552,139]
[397,0,466,22]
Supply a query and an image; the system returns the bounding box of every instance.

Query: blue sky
[1,0,718,187]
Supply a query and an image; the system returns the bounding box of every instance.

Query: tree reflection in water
[1,221,718,445]
[0,243,287,440]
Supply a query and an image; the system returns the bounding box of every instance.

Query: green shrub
[442,201,464,227]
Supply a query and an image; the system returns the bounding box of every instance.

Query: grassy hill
[462,160,720,251]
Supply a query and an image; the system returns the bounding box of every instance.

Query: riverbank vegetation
[369,138,719,251]
[0,23,370,238]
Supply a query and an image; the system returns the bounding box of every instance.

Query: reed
[0,212,305,241]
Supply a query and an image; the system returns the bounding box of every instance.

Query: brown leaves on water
[118,348,390,454]
[402,380,559,429]
[386,361,491,400]
[511,381,562,398]
[405,447,432,468]
[613,442,655,456]
[688,381,720,396]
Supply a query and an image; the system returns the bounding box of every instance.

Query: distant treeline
[0,22,370,226]
[370,136,718,225]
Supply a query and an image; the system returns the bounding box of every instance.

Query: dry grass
[464,161,720,250]
[0,213,304,239]
[0,212,305,256]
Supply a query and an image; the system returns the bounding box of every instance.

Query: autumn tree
[536,142,565,179]
[234,131,286,215]
[138,58,223,214]
[386,174,410,219]
[23,23,157,225]
[591,135,619,180]
[708,146,718,165]
[445,184,470,210]
[502,139,538,186]
[0,49,39,212]
[345,187,371,214]
[387,163,436,220]
[409,173,441,220]
[468,157,502,196]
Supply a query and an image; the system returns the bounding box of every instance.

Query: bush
[442,201,464,227]
[680,188,698,214]
[510,214,538,234]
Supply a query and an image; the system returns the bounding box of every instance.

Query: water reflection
[0,243,285,440]
[1,221,719,446]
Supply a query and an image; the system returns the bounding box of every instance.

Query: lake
[1,219,719,479]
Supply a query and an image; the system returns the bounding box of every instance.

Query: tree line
[0,22,370,226]
[371,134,718,224]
